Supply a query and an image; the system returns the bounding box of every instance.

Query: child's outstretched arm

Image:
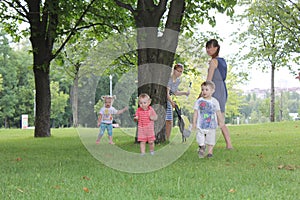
[117,106,128,115]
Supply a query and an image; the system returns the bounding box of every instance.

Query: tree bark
[270,64,275,122]
[70,64,80,127]
[71,79,79,128]
[33,66,51,137]
[134,0,185,143]
[27,0,58,137]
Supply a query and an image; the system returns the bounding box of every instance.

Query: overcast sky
[197,10,299,90]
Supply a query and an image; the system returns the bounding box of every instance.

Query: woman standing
[206,39,233,149]
[165,63,190,142]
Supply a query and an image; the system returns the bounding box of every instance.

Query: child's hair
[197,81,215,99]
[138,93,151,101]
[101,95,116,103]
[201,80,215,89]
[206,39,220,58]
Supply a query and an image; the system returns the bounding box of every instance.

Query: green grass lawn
[1,121,300,200]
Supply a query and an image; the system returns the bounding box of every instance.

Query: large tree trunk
[33,65,51,137]
[25,0,94,136]
[31,40,52,137]
[135,0,185,143]
[28,0,58,137]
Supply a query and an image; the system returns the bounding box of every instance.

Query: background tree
[0,33,34,128]
[224,64,244,123]
[53,36,95,127]
[0,0,94,136]
[261,0,300,62]
[0,74,2,92]
[50,81,69,128]
[0,0,131,136]
[235,0,299,122]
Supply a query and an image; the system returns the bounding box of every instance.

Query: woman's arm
[174,90,189,96]
[167,87,176,107]
[207,58,218,81]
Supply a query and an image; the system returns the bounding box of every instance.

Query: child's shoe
[207,154,213,158]
[96,139,100,144]
[150,151,155,156]
[198,146,205,158]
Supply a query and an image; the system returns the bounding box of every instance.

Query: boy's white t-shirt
[99,107,118,124]
[193,97,220,129]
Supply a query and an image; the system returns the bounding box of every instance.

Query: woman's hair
[206,39,220,58]
[170,63,184,77]
[173,63,184,70]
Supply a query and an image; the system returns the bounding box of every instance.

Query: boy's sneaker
[207,154,213,158]
[150,151,155,156]
[198,146,205,158]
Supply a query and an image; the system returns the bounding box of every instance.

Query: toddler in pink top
[134,93,158,155]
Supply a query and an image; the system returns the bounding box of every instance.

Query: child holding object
[134,93,158,156]
[192,81,224,158]
[96,95,128,144]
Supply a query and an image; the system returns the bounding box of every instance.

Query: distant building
[243,87,300,98]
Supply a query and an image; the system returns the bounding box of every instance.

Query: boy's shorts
[196,128,216,146]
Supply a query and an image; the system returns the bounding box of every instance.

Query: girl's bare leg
[165,120,172,141]
[149,141,154,152]
[140,142,146,154]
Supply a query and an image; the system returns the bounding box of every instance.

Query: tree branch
[58,22,120,36]
[157,0,168,12]
[114,0,135,13]
[52,0,97,60]
[2,0,28,19]
[288,0,300,11]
